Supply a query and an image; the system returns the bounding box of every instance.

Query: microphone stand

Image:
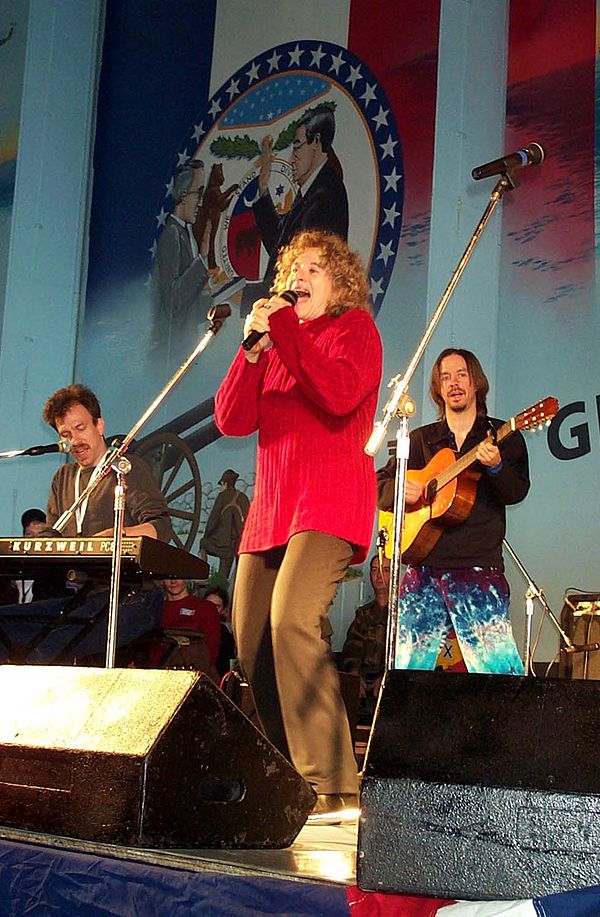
[502,538,572,676]
[0,448,36,459]
[366,173,517,674]
[0,445,68,458]
[105,455,131,667]
[53,304,230,668]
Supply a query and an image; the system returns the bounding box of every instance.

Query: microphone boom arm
[53,304,231,535]
[51,304,230,668]
[366,174,514,458]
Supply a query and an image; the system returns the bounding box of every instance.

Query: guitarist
[377,348,529,675]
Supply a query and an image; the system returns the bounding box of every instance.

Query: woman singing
[214,230,382,823]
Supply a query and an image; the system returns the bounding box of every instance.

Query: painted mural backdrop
[0,1,29,335]
[496,0,598,661]
[81,0,441,621]
[80,0,599,660]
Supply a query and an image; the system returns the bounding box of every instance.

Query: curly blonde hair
[272,230,371,317]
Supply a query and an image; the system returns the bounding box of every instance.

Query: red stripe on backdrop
[504,0,596,303]
[347,2,442,226]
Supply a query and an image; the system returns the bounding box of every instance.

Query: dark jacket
[341,599,388,677]
[253,161,349,287]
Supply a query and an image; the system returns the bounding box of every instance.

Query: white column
[422,0,510,420]
[0,0,104,531]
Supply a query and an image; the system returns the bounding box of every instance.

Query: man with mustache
[377,348,529,674]
[0,385,173,665]
[43,384,172,541]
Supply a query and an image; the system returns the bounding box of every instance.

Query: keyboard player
[0,384,173,664]
[43,384,172,542]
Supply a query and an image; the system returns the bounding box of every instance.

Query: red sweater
[214,306,382,563]
[160,596,221,664]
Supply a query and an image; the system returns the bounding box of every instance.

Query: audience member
[16,508,47,604]
[153,578,221,677]
[0,580,19,606]
[21,508,47,538]
[341,554,390,723]
[0,507,44,606]
[204,584,236,678]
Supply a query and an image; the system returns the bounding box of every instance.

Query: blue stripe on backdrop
[87,0,218,306]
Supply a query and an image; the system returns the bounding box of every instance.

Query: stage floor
[3,815,600,916]
[0,819,358,886]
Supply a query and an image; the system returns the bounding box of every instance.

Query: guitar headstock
[514,397,559,432]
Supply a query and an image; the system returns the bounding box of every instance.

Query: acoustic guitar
[378,397,558,565]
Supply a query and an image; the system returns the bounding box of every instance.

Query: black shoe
[306,793,359,826]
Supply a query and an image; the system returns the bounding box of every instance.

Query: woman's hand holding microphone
[242,291,298,362]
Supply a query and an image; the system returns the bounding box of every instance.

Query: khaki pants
[232,531,358,795]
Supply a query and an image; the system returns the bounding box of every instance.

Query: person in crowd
[199,469,250,579]
[214,229,382,824]
[204,585,236,678]
[377,348,529,674]
[14,508,47,604]
[21,508,47,538]
[341,554,390,723]
[154,578,220,677]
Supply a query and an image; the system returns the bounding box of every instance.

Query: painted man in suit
[151,159,211,352]
[253,104,349,294]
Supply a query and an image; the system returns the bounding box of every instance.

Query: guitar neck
[435,418,513,489]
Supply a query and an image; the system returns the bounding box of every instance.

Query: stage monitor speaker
[559,593,600,679]
[358,669,600,900]
[0,666,315,848]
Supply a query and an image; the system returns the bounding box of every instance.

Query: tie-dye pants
[394,565,525,675]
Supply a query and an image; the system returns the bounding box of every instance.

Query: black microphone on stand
[242,290,298,351]
[471,142,545,181]
[23,441,72,456]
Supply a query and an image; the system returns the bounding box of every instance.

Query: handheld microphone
[471,142,545,181]
[23,441,72,456]
[242,290,298,352]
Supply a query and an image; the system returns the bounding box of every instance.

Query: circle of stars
[153,41,403,315]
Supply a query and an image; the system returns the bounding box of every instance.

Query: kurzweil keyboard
[0,537,208,581]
